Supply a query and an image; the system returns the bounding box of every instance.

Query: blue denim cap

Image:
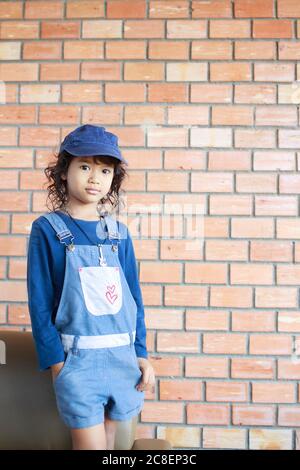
[59,124,128,164]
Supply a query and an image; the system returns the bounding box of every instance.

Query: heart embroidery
[106,284,118,304]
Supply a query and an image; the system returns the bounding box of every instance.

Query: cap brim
[62,143,128,165]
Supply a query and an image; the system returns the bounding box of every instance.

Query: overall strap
[42,212,74,249]
[42,211,121,249]
[104,214,121,250]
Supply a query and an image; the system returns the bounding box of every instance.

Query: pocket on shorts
[79,266,122,316]
[53,350,74,386]
[130,349,142,378]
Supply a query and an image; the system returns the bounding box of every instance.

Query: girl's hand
[136,357,155,393]
[51,361,65,382]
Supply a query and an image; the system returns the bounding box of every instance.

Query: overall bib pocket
[79,266,122,316]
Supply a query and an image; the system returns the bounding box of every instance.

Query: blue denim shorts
[53,344,145,429]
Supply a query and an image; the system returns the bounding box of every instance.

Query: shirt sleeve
[124,226,148,359]
[26,220,65,371]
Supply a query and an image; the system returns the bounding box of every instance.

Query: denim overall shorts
[42,211,145,429]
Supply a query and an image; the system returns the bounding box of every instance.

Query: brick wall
[0,0,300,450]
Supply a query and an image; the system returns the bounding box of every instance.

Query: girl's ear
[61,173,67,181]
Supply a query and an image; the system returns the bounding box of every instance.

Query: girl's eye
[79,165,112,174]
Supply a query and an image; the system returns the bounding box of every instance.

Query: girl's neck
[60,205,101,221]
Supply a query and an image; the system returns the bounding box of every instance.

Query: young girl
[26,124,155,450]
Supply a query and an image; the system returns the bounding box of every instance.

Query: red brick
[41,21,80,38]
[235,41,275,59]
[232,358,274,378]
[81,62,120,81]
[25,1,63,18]
[210,20,250,38]
[167,19,206,38]
[62,83,102,103]
[147,127,188,147]
[145,308,183,330]
[0,105,35,124]
[39,105,80,124]
[191,84,232,103]
[165,285,207,307]
[0,171,18,190]
[209,196,252,215]
[204,428,246,449]
[82,20,122,38]
[164,150,206,170]
[0,1,23,18]
[187,404,229,424]
[149,40,189,59]
[140,261,182,282]
[235,129,275,148]
[23,41,62,60]
[208,151,251,170]
[253,383,295,403]
[230,264,273,285]
[124,62,164,81]
[235,84,276,104]
[192,0,232,18]
[0,63,38,81]
[231,217,273,238]
[255,196,297,216]
[207,381,248,401]
[160,380,202,401]
[278,358,300,379]
[277,219,300,239]
[66,1,104,18]
[235,0,274,17]
[256,287,297,308]
[148,84,188,102]
[64,40,103,59]
[141,402,184,423]
[278,0,300,17]
[106,40,146,59]
[40,63,79,81]
[0,281,27,301]
[185,309,228,329]
[124,20,164,38]
[192,40,232,59]
[256,106,297,126]
[0,193,29,212]
[233,405,275,426]
[149,1,189,19]
[157,332,200,352]
[105,84,145,102]
[107,0,146,18]
[186,356,228,378]
[251,240,292,261]
[210,286,252,308]
[8,304,30,324]
[9,259,27,279]
[254,151,295,170]
[236,173,276,193]
[211,62,251,81]
[212,105,253,125]
[253,20,293,38]
[254,63,294,81]
[0,21,39,39]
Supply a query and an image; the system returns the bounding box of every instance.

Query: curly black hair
[43,150,128,214]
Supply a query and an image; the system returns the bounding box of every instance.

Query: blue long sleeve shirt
[26,210,148,371]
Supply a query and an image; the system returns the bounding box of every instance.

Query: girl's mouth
[86,188,100,195]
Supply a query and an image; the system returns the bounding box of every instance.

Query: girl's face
[61,156,115,209]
